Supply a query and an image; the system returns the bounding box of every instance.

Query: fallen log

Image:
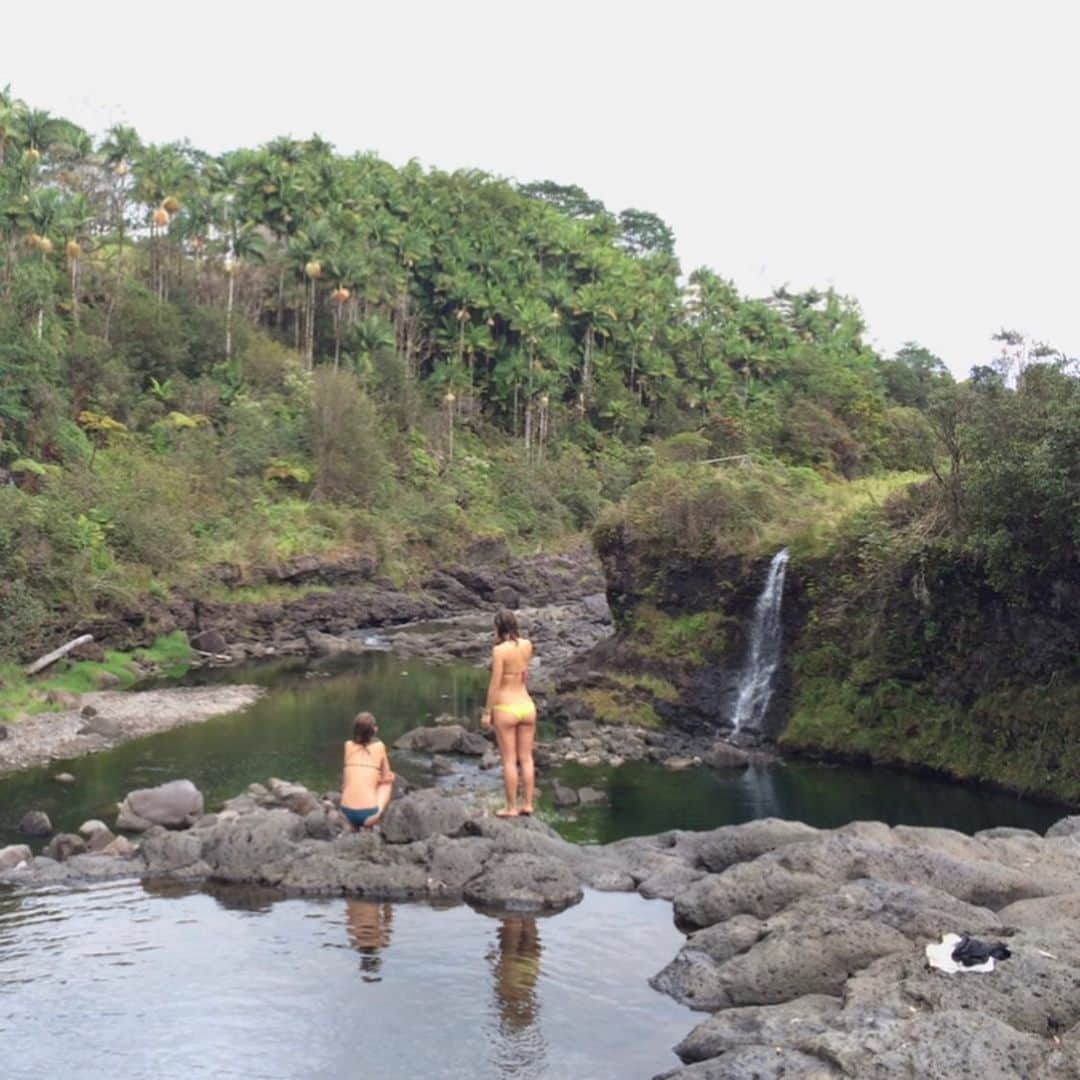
[25,634,94,676]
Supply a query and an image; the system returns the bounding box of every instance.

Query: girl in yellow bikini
[481,610,536,818]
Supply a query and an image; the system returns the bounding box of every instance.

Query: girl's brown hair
[352,711,377,746]
[494,609,519,643]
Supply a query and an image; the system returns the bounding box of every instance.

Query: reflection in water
[345,899,394,980]
[488,916,547,1077]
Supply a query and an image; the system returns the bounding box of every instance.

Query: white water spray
[730,549,790,735]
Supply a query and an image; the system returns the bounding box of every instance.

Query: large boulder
[43,833,87,862]
[140,827,206,876]
[379,790,472,844]
[116,779,204,831]
[463,851,583,912]
[394,724,489,756]
[190,629,228,654]
[18,810,52,837]
[200,809,305,884]
[0,844,32,872]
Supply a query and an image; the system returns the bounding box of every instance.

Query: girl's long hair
[352,711,377,746]
[494,609,519,643]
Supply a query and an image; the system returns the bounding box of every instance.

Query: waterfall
[730,548,790,735]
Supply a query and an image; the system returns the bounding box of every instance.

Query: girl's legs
[366,780,393,827]
[517,716,536,814]
[494,713,520,816]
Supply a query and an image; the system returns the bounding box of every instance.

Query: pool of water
[0,652,1065,848]
[0,881,688,1079]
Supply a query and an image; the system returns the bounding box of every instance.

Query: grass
[0,631,192,723]
[574,687,663,729]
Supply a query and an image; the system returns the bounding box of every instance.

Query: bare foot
[495,807,519,818]
[519,806,533,816]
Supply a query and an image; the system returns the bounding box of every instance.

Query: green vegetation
[0,631,192,722]
[0,85,954,663]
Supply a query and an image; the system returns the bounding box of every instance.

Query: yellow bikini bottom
[493,702,535,721]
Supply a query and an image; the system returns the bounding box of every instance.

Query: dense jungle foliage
[1,77,1076,762]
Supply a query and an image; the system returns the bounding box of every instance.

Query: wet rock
[0,844,32,872]
[701,742,752,770]
[86,827,117,853]
[79,713,124,737]
[44,833,87,861]
[190,629,228,654]
[53,772,76,784]
[431,755,457,776]
[201,808,305,884]
[141,827,205,876]
[116,779,205,832]
[380,790,471,844]
[463,852,583,912]
[1046,816,1080,839]
[394,724,489,756]
[18,810,53,837]
[552,781,578,807]
[577,787,606,806]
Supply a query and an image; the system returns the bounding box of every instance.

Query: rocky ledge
[3,782,1079,1078]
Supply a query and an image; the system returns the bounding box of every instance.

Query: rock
[190,629,228,654]
[693,819,820,874]
[1046,816,1080,838]
[71,641,106,662]
[284,791,322,817]
[93,670,122,690]
[701,742,752,770]
[394,724,488,756]
[116,779,204,832]
[380,790,471,845]
[45,689,80,709]
[997,892,1080,927]
[201,809,305,884]
[79,713,124,737]
[0,844,32,872]
[53,772,76,784]
[18,810,53,837]
[431,755,457,776]
[577,787,606,806]
[432,712,461,726]
[141,828,205,875]
[80,704,98,718]
[0,722,7,740]
[86,827,117,853]
[428,836,495,891]
[44,833,88,861]
[565,720,597,739]
[665,757,696,771]
[552,781,579,807]
[78,819,110,838]
[658,1046,842,1078]
[479,750,501,770]
[463,852,583,912]
[101,836,137,858]
[491,586,520,608]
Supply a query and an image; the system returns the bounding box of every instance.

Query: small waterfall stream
[730,548,790,735]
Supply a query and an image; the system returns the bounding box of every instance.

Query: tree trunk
[225,268,235,361]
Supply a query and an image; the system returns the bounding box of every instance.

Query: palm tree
[57,193,93,327]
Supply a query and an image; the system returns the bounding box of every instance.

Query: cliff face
[555,523,802,738]
[571,521,1080,803]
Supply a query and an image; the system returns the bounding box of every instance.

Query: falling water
[730,549,790,735]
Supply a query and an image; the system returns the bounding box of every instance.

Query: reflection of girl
[341,712,394,829]
[481,610,536,818]
[345,899,394,976]
[493,916,542,1032]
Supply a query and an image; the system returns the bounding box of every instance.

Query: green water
[0,653,1066,847]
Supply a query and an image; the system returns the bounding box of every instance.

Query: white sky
[5,0,1077,375]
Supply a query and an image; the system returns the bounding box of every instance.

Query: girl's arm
[378,745,395,785]
[482,646,503,727]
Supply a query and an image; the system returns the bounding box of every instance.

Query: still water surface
[0,881,687,1079]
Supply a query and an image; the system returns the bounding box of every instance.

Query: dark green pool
[0,652,1065,848]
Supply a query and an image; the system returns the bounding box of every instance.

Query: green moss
[609,672,680,702]
[629,605,731,668]
[574,688,663,728]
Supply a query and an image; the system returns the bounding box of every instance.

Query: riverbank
[0,685,263,778]
[3,779,1079,1077]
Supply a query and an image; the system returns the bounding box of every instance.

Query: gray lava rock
[79,713,124,737]
[701,742,752,770]
[0,844,32,872]
[78,819,110,837]
[1046,816,1080,839]
[44,833,87,861]
[552,781,578,807]
[201,808,305,884]
[0,722,7,740]
[85,827,117,853]
[394,724,488,756]
[380,790,471,844]
[116,779,204,831]
[190,629,228,654]
[101,835,137,858]
[18,810,53,837]
[463,852,583,912]
[141,827,205,876]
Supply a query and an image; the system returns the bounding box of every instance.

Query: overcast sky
[5,1,1077,375]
